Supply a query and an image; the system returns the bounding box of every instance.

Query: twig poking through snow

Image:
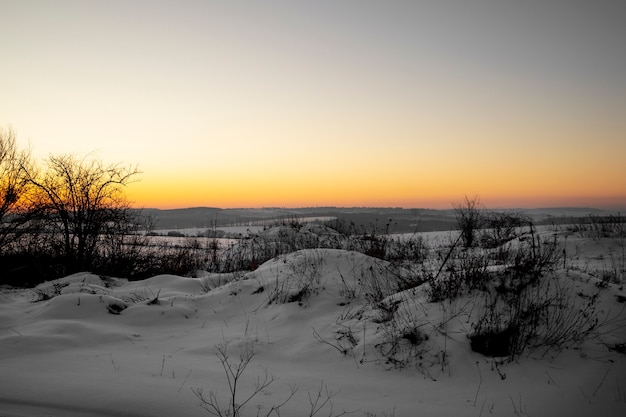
[545,371,558,386]
[178,370,192,393]
[110,353,119,372]
[473,361,482,407]
[509,393,526,416]
[160,355,166,376]
[9,327,23,336]
[592,361,613,397]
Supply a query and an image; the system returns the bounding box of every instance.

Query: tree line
[0,127,155,286]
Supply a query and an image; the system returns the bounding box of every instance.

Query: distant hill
[137,207,452,232]
[135,206,619,233]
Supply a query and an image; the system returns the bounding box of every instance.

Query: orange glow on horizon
[123,145,626,210]
[127,176,626,210]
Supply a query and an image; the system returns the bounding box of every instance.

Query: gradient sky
[2,1,625,209]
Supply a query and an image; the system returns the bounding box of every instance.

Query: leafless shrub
[497,227,561,293]
[376,313,429,368]
[386,234,429,264]
[371,299,401,324]
[480,212,527,248]
[337,269,360,303]
[470,274,600,360]
[427,271,464,303]
[357,262,401,304]
[32,281,69,301]
[265,250,325,306]
[120,289,152,304]
[192,339,351,417]
[426,245,490,302]
[569,214,626,240]
[312,326,359,357]
[454,195,484,248]
[192,341,295,417]
[305,381,354,417]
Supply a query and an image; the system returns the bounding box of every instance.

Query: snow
[1,235,625,416]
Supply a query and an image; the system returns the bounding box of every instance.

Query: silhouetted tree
[28,154,141,272]
[0,127,35,254]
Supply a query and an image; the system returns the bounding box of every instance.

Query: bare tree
[0,127,35,253]
[453,195,483,248]
[28,154,141,272]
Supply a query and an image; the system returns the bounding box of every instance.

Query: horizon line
[132,205,625,212]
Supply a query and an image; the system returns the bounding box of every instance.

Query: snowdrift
[1,236,626,416]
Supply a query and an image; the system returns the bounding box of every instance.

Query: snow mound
[1,244,626,416]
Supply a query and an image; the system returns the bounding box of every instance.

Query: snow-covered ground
[1,229,625,416]
[152,216,338,238]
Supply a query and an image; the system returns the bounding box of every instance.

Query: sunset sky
[2,1,625,209]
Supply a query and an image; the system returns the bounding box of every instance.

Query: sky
[1,1,625,210]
